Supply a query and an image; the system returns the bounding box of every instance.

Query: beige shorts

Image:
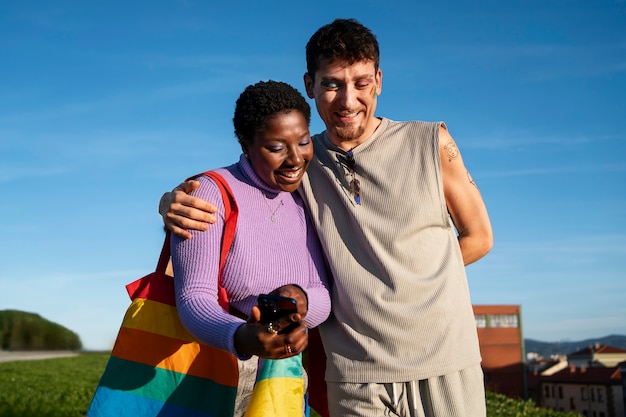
[326,364,486,417]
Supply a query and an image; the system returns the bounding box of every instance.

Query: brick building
[473,305,525,398]
[540,363,625,416]
[527,345,626,416]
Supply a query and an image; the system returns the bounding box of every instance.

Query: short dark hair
[233,80,311,150]
[305,18,380,80]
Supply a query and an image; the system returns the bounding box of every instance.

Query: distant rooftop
[568,343,626,356]
[541,365,622,384]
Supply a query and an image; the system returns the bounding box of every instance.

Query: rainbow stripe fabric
[244,355,304,417]
[87,272,307,417]
[87,170,307,417]
[88,272,306,417]
[87,272,240,417]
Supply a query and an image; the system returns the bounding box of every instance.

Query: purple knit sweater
[171,155,331,356]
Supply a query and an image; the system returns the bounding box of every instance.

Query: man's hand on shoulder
[159,180,218,239]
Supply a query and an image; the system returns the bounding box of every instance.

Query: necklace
[261,191,284,222]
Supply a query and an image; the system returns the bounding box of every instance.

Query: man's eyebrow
[320,74,374,82]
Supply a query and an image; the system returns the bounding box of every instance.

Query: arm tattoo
[443,141,459,162]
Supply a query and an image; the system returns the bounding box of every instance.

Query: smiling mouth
[276,166,304,181]
[336,111,360,123]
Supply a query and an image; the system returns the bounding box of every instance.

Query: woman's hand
[233,305,308,359]
[272,284,308,318]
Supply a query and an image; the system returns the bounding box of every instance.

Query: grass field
[0,352,108,417]
[0,352,580,417]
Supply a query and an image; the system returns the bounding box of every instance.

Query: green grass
[0,353,580,417]
[0,352,108,417]
[485,391,580,417]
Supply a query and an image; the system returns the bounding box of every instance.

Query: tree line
[0,309,82,351]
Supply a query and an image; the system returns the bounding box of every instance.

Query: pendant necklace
[261,191,284,222]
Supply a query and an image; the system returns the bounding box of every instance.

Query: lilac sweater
[171,155,331,356]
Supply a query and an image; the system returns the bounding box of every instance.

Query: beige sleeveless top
[299,118,481,383]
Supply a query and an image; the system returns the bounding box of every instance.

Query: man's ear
[303,73,314,99]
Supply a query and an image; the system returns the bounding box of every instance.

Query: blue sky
[1,1,624,351]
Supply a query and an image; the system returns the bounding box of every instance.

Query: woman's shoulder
[188,171,231,209]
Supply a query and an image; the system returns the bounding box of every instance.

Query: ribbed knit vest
[299,118,481,382]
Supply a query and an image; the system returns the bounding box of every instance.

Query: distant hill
[0,309,82,351]
[525,334,626,358]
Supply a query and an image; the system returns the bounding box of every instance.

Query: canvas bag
[87,170,305,417]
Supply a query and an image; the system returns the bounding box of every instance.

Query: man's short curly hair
[233,80,311,150]
[305,18,380,81]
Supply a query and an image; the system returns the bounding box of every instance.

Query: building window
[544,385,550,398]
[558,386,563,399]
[591,388,595,402]
[570,397,575,410]
[489,314,519,328]
[581,387,587,400]
[597,387,603,402]
[475,314,487,328]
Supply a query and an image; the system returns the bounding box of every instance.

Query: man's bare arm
[439,125,493,265]
[159,180,218,240]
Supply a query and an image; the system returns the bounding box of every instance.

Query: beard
[333,123,365,142]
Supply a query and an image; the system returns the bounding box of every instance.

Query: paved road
[0,350,79,363]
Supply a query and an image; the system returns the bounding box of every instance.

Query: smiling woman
[243,111,312,193]
[164,80,330,417]
[88,81,330,417]
[234,82,313,193]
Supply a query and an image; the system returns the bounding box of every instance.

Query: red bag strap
[154,170,238,311]
[200,171,239,311]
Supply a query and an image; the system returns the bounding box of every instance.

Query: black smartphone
[257,294,298,324]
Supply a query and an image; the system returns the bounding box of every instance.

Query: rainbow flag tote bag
[87,171,306,417]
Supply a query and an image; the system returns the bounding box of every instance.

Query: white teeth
[279,167,302,178]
